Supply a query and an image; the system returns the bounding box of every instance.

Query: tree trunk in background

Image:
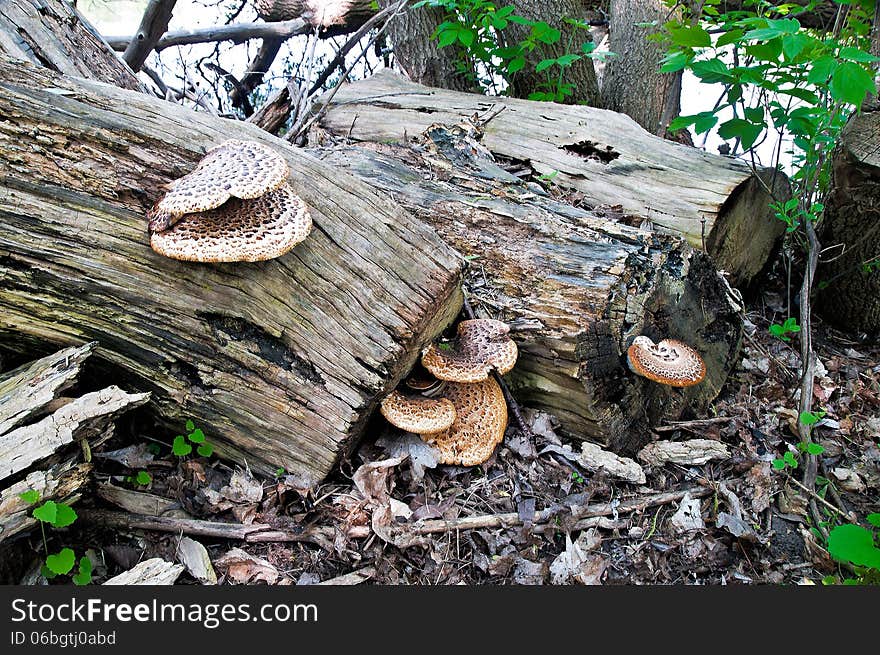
[506,0,601,105]
[320,71,789,288]
[601,0,683,137]
[817,110,880,334]
[0,0,144,92]
[0,56,464,485]
[378,0,475,92]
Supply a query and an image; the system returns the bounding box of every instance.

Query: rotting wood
[317,70,790,288]
[314,127,744,454]
[0,0,144,91]
[103,557,185,585]
[0,55,465,485]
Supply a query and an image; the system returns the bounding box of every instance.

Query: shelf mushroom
[147,139,312,262]
[421,319,518,383]
[626,336,706,387]
[380,318,518,467]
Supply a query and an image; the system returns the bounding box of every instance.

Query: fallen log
[817,109,880,333]
[0,56,464,485]
[315,127,744,454]
[317,70,790,288]
[0,0,144,91]
[0,344,149,542]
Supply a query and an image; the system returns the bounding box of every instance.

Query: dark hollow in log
[0,56,464,485]
[317,70,789,289]
[315,126,744,454]
[817,110,880,334]
[0,344,149,542]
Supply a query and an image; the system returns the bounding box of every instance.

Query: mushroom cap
[149,183,312,262]
[421,319,518,383]
[380,390,456,435]
[626,336,706,387]
[148,139,290,231]
[421,378,508,466]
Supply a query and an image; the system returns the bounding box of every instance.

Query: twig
[654,416,731,432]
[108,19,310,52]
[204,62,253,116]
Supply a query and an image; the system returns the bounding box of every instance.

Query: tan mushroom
[421,378,508,466]
[149,184,312,263]
[380,390,456,435]
[148,139,290,233]
[626,336,706,387]
[422,319,518,383]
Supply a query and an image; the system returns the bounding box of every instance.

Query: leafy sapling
[173,419,215,458]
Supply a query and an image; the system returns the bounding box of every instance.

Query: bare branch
[108,18,311,52]
[123,0,178,72]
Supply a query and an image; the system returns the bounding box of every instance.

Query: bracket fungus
[626,336,706,387]
[421,319,518,383]
[380,318,518,466]
[147,139,311,262]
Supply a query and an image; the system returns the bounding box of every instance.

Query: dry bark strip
[0,56,464,484]
[315,130,743,454]
[104,558,185,585]
[0,0,143,91]
[318,70,790,288]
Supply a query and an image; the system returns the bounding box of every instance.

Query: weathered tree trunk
[315,126,744,453]
[378,0,476,92]
[318,70,789,288]
[0,344,149,542]
[601,0,683,137]
[0,0,143,92]
[0,56,464,485]
[505,0,601,105]
[817,110,880,334]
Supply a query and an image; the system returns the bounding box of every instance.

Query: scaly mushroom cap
[626,336,706,387]
[148,139,290,232]
[421,378,508,466]
[149,184,312,262]
[380,390,456,435]
[421,319,518,383]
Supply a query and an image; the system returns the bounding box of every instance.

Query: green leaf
[745,38,782,62]
[135,470,152,485]
[172,435,192,457]
[187,428,206,444]
[827,524,880,569]
[715,29,744,48]
[659,50,689,73]
[45,548,76,576]
[52,503,77,528]
[32,500,57,524]
[668,25,711,48]
[838,47,880,63]
[866,514,880,528]
[808,56,837,83]
[690,58,732,83]
[556,54,581,67]
[40,564,58,580]
[743,106,764,123]
[782,33,809,60]
[457,28,474,48]
[772,458,786,470]
[437,28,458,48]
[830,61,876,106]
[185,419,195,432]
[19,489,40,505]
[799,411,820,426]
[806,443,825,455]
[783,451,798,468]
[197,443,214,458]
[507,56,526,73]
[694,112,719,134]
[72,556,92,586]
[535,58,555,73]
[717,118,763,150]
[744,18,800,40]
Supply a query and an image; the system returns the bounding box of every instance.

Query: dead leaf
[831,467,866,493]
[670,493,704,533]
[352,456,405,505]
[376,433,439,480]
[176,537,217,585]
[513,558,548,585]
[550,530,606,585]
[214,548,279,585]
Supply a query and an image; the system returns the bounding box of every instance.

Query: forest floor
[5,272,879,586]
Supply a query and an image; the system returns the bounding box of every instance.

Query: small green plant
[125,470,152,486]
[823,515,880,585]
[172,420,215,458]
[570,471,585,484]
[19,490,91,584]
[769,316,801,341]
[275,467,286,478]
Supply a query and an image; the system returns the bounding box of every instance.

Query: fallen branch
[123,0,178,72]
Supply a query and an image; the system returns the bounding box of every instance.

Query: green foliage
[769,316,801,341]
[44,548,76,577]
[136,470,152,486]
[32,500,77,528]
[772,449,799,470]
[173,420,216,459]
[825,521,880,584]
[23,489,89,585]
[19,489,40,505]
[413,0,610,101]
[72,556,93,586]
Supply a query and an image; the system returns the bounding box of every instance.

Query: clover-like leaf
[19,489,40,505]
[187,428,206,444]
[32,501,58,524]
[72,556,93,586]
[135,470,152,486]
[52,503,77,528]
[172,435,192,457]
[45,548,76,576]
[197,443,214,458]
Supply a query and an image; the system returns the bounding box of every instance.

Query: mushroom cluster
[148,139,312,262]
[380,319,517,466]
[626,336,706,387]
